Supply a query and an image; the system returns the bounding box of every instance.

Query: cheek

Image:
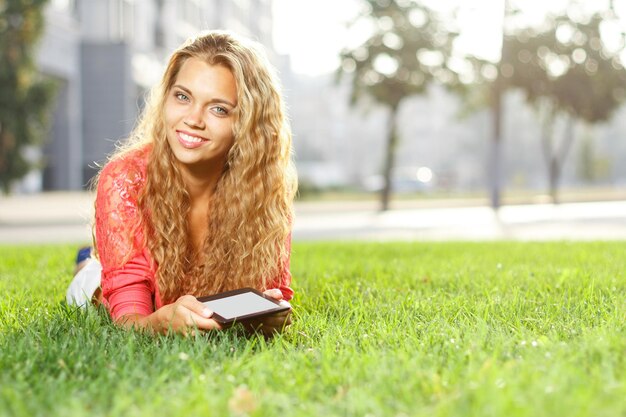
[163,111,173,130]
[163,100,183,127]
[217,122,235,144]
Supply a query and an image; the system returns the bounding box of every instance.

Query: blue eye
[175,92,189,101]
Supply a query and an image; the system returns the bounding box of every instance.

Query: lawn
[0,242,625,417]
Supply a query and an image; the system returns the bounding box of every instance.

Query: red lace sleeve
[95,156,145,270]
[95,151,156,319]
[266,232,294,301]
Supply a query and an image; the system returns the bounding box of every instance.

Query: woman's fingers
[263,288,283,300]
[165,296,222,333]
[180,304,222,330]
[183,309,222,330]
[162,293,292,336]
[177,295,214,318]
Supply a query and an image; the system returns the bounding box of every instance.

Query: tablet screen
[201,292,280,320]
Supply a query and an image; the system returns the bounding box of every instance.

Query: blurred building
[30,0,274,192]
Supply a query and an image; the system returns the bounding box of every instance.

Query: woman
[66,31,297,336]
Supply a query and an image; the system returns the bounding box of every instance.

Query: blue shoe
[75,247,92,265]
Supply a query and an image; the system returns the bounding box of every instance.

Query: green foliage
[461,2,626,203]
[501,10,626,123]
[0,0,56,193]
[337,0,457,111]
[1,242,626,416]
[503,6,626,201]
[459,3,626,124]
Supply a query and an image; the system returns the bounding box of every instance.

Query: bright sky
[272,0,364,75]
[273,0,626,76]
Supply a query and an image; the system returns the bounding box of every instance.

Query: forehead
[174,57,238,103]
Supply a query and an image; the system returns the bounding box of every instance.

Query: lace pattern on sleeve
[95,153,147,273]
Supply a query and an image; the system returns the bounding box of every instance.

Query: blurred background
[1,0,626,242]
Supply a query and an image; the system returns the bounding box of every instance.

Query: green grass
[1,242,625,417]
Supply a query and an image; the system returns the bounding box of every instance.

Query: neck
[180,161,225,203]
[180,161,225,256]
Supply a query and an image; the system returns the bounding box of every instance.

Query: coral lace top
[94,146,293,320]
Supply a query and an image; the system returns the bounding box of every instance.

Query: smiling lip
[176,130,209,149]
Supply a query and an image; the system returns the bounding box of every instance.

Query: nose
[183,105,205,130]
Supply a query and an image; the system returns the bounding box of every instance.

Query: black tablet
[196,288,291,325]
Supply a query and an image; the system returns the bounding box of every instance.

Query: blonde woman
[66,31,297,336]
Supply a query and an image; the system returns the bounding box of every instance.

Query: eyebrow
[172,84,237,107]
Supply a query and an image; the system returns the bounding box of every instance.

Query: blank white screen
[202,292,279,320]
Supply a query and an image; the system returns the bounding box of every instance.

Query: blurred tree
[501,9,626,203]
[337,0,457,211]
[462,3,626,204]
[488,2,509,211]
[0,0,56,193]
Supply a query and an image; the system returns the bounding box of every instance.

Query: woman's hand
[243,288,292,337]
[131,294,223,336]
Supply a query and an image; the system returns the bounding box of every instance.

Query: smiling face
[164,57,238,175]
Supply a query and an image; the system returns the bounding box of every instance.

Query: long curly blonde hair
[102,31,297,303]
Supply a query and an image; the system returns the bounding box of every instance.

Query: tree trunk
[539,108,555,203]
[548,156,560,204]
[490,0,508,211]
[490,87,503,210]
[380,106,398,212]
[548,114,576,204]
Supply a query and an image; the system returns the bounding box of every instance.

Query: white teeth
[179,132,204,143]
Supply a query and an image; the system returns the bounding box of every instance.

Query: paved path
[0,193,95,244]
[1,192,625,244]
[293,200,626,241]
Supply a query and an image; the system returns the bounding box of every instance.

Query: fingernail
[203,308,213,317]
